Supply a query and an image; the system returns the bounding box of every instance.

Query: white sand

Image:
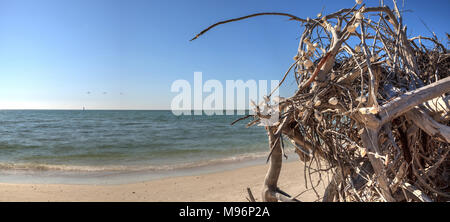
[0,161,326,202]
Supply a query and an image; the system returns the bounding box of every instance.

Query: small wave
[0,151,272,173]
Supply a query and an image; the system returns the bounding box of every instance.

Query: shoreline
[0,153,282,185]
[0,161,326,202]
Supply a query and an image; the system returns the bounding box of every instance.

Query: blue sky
[0,0,448,109]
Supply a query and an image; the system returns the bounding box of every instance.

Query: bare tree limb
[190,12,306,41]
[379,76,450,126]
[405,108,450,143]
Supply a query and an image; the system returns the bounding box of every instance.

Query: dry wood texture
[192,1,449,202]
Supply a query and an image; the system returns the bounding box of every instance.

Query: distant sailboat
[83,107,86,111]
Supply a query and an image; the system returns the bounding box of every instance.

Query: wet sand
[0,161,326,202]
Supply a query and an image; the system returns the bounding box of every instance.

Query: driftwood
[192,0,449,201]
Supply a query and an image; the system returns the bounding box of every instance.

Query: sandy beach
[0,161,325,202]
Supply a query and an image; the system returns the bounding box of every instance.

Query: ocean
[0,110,283,184]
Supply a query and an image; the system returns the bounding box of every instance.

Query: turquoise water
[0,110,273,183]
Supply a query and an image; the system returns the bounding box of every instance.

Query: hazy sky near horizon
[0,0,448,109]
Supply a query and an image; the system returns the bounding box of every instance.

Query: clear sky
[0,0,448,110]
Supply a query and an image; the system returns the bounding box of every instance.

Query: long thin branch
[190,12,306,41]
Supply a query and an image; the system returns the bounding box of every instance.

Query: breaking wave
[0,151,270,173]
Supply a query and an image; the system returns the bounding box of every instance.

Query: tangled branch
[193,0,449,202]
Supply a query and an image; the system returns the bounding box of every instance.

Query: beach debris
[370,55,378,62]
[347,24,358,33]
[330,73,336,80]
[356,96,367,103]
[358,127,365,134]
[303,59,314,69]
[192,0,450,202]
[328,97,338,105]
[355,11,363,20]
[358,106,380,115]
[359,147,367,157]
[314,110,323,122]
[314,98,322,107]
[305,100,312,108]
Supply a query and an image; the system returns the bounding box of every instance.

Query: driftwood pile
[192,0,449,202]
